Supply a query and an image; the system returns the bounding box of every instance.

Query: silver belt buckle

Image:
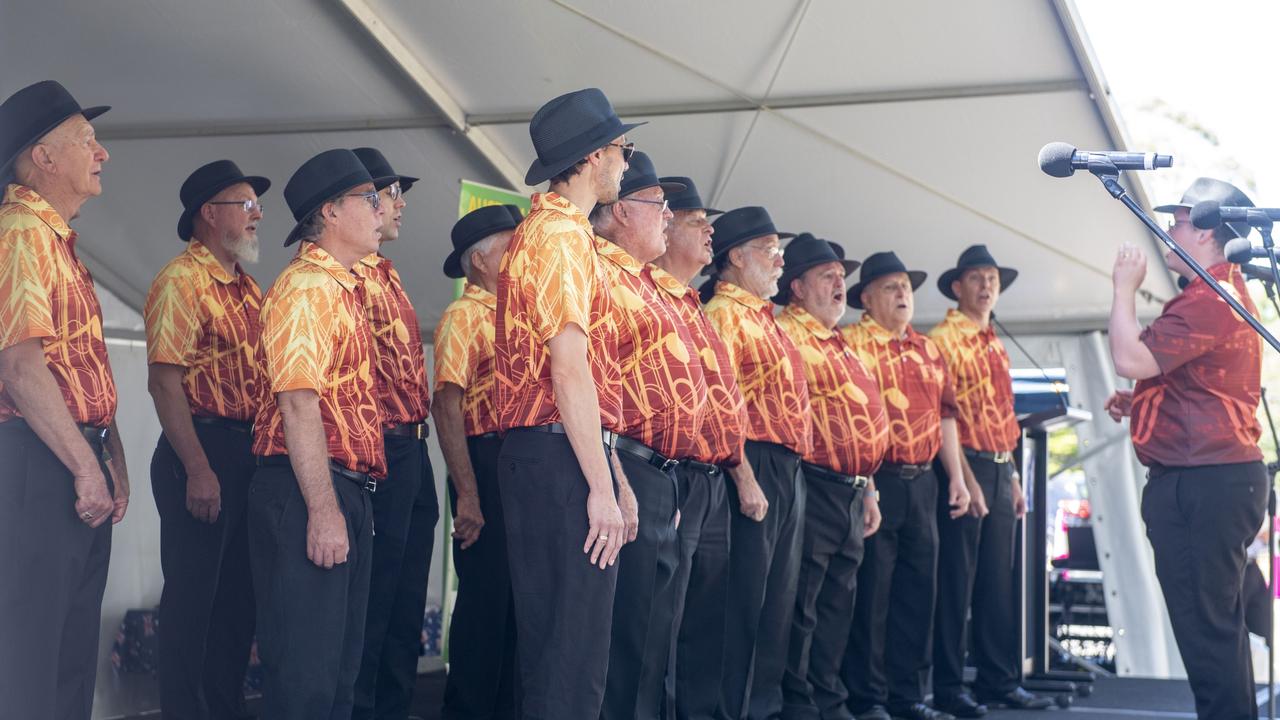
[993,451,1012,464]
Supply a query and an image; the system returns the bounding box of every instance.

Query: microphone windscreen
[1038,142,1077,178]
[1190,200,1222,230]
[1224,237,1256,265]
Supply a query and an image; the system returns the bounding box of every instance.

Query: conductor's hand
[307,506,349,569]
[1105,389,1134,422]
[1112,242,1147,295]
[585,488,625,569]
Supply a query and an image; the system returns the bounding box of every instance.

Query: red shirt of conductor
[1106,177,1266,720]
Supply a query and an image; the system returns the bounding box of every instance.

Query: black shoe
[888,703,955,720]
[855,705,893,720]
[934,692,988,718]
[976,687,1053,710]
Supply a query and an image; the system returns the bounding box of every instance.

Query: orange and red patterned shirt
[0,184,117,427]
[704,281,811,456]
[843,313,957,466]
[597,242,706,459]
[1131,263,1262,467]
[355,253,430,427]
[778,304,888,477]
[928,309,1019,453]
[144,239,264,422]
[433,282,500,437]
[650,266,747,466]
[494,192,622,432]
[252,242,386,477]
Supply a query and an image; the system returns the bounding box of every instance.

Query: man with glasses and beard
[145,160,270,720]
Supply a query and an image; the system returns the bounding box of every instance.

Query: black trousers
[782,469,867,720]
[1244,560,1271,643]
[666,462,732,720]
[1141,461,1268,720]
[354,435,439,720]
[152,423,256,720]
[602,449,680,720]
[932,456,1018,700]
[0,420,112,720]
[843,467,938,713]
[721,440,805,720]
[498,429,620,720]
[248,462,374,720]
[443,433,517,720]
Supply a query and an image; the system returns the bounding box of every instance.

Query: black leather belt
[964,448,1013,464]
[192,415,252,433]
[0,418,111,461]
[878,462,931,480]
[385,422,430,440]
[473,431,501,441]
[519,422,618,450]
[679,459,722,478]
[802,462,870,488]
[256,455,377,493]
[615,435,679,473]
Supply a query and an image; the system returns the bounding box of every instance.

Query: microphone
[1038,142,1173,178]
[1191,201,1279,230]
[1225,237,1272,264]
[1177,263,1275,288]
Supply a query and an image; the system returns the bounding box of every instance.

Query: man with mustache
[145,159,270,720]
[249,149,387,719]
[775,234,887,720]
[840,251,969,720]
[0,79,127,720]
[702,206,812,720]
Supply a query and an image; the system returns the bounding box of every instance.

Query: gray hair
[460,232,502,282]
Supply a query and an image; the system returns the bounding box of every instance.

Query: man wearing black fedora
[144,159,269,720]
[702,206,812,720]
[651,176,746,720]
[1107,178,1266,720]
[492,87,640,720]
[590,152,707,720]
[248,148,386,719]
[840,251,969,720]
[928,245,1047,715]
[435,203,522,720]
[775,234,889,720]
[0,80,127,719]
[348,147,442,720]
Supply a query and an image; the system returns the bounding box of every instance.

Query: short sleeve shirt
[928,309,1020,453]
[0,184,117,427]
[251,242,386,477]
[649,266,747,466]
[144,239,264,422]
[842,313,957,465]
[1131,263,1262,467]
[494,192,622,432]
[704,281,812,456]
[355,253,430,427]
[777,304,888,477]
[596,242,706,459]
[432,282,499,437]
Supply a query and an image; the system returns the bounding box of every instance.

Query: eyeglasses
[607,142,636,162]
[383,183,403,202]
[209,199,264,213]
[743,242,782,259]
[1167,220,1192,231]
[345,190,381,210]
[622,197,668,212]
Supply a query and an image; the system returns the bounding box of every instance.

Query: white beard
[226,234,260,265]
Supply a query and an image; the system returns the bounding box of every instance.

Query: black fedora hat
[619,151,685,198]
[176,160,271,241]
[1153,176,1253,239]
[846,251,927,309]
[524,88,646,186]
[282,149,375,247]
[352,147,419,193]
[660,175,722,216]
[705,206,795,274]
[0,80,110,180]
[936,244,1018,301]
[773,233,859,305]
[444,204,524,279]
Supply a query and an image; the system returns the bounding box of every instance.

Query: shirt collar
[942,308,993,339]
[715,280,770,312]
[298,241,358,291]
[4,183,72,241]
[462,281,496,310]
[858,312,921,346]
[780,303,834,339]
[530,191,586,221]
[185,239,238,285]
[648,264,693,300]
[597,238,644,277]
[357,252,382,270]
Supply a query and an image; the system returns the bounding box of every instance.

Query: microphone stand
[1262,387,1279,720]
[1088,162,1280,354]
